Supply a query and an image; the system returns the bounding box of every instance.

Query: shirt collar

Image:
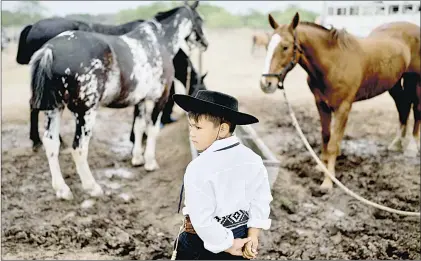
[200,135,240,155]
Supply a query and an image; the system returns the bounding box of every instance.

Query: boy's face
[188,116,229,152]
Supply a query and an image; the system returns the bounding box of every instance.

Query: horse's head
[183,1,208,51]
[260,12,301,94]
[154,1,208,52]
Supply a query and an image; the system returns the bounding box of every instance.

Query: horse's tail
[30,45,61,110]
[16,24,33,64]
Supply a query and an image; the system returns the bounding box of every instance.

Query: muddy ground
[1,28,420,260]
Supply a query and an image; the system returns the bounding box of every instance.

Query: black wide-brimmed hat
[173,90,258,125]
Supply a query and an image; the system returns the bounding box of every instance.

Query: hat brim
[173,94,258,125]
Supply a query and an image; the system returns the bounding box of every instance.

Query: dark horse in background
[16,18,144,65]
[29,1,208,200]
[17,16,207,152]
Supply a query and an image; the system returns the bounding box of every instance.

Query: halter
[183,4,205,50]
[261,30,302,90]
[149,18,163,35]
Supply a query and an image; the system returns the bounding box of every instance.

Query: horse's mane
[299,21,359,50]
[154,7,182,22]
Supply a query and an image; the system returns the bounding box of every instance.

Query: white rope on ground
[171,219,186,260]
[280,88,420,217]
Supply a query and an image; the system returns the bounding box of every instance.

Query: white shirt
[182,135,273,254]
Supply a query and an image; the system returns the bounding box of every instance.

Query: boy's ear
[220,122,230,134]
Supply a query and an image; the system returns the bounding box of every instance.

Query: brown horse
[251,31,270,54]
[260,12,420,192]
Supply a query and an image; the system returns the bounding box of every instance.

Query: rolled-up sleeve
[247,166,273,230]
[184,170,234,253]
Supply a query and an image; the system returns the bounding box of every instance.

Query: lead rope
[171,218,186,260]
[279,86,420,217]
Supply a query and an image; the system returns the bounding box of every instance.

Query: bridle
[184,4,205,50]
[261,30,302,90]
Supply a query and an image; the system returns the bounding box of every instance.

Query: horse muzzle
[198,37,208,51]
[260,77,278,94]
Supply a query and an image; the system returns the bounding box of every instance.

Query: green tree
[270,4,318,25]
[15,0,47,16]
[1,0,47,26]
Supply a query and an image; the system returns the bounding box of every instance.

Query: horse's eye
[283,46,288,51]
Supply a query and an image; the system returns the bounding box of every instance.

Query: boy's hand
[225,237,252,256]
[243,236,258,259]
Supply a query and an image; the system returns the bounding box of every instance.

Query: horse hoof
[311,186,328,197]
[56,186,74,200]
[145,160,159,172]
[319,179,333,192]
[404,137,420,157]
[404,147,419,158]
[131,156,145,167]
[32,142,43,152]
[387,140,403,152]
[85,183,103,197]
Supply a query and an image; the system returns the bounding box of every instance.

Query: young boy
[172,90,273,260]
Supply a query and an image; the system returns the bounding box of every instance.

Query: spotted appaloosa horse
[16,17,207,151]
[29,1,208,200]
[129,55,208,143]
[260,12,420,192]
[16,17,145,65]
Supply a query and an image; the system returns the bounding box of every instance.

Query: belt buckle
[184,215,196,234]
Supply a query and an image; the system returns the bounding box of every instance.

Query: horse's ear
[201,71,208,80]
[191,0,199,9]
[289,12,299,31]
[268,14,279,30]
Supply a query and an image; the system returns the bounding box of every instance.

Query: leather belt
[184,210,249,234]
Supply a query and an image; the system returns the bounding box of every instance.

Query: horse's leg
[31,107,67,151]
[130,105,139,144]
[388,78,411,151]
[406,74,421,155]
[43,108,73,200]
[131,102,147,166]
[71,109,103,197]
[251,36,256,54]
[161,82,176,125]
[321,101,352,191]
[30,107,43,152]
[143,96,167,171]
[315,100,332,171]
[59,134,69,152]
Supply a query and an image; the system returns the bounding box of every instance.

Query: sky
[1,1,326,16]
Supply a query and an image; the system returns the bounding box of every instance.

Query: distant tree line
[2,1,319,29]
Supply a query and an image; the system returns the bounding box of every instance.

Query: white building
[319,1,420,37]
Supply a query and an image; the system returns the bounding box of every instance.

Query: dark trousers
[175,225,249,260]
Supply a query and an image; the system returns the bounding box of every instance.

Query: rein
[262,30,301,90]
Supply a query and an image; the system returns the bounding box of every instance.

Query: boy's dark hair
[188,111,236,133]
